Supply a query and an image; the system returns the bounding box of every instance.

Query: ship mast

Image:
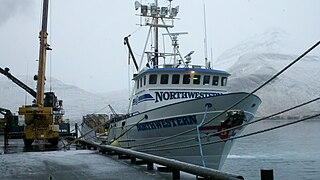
[36,0,50,106]
[153,0,159,68]
[134,0,180,70]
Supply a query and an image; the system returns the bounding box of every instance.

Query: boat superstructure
[107,0,261,169]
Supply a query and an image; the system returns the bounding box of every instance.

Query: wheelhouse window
[183,74,190,84]
[160,74,169,84]
[193,75,201,85]
[137,79,139,89]
[143,76,146,86]
[172,74,180,84]
[221,77,228,86]
[149,74,157,84]
[140,78,143,87]
[212,76,219,86]
[203,75,210,85]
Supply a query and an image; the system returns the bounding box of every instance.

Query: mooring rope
[130,97,320,150]
[202,40,320,127]
[196,103,211,167]
[138,113,320,152]
[123,41,320,148]
[109,115,147,145]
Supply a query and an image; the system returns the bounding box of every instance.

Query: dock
[0,137,242,180]
[0,137,182,179]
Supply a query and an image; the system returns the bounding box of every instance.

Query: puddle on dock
[0,136,70,154]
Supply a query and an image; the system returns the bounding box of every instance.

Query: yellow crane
[19,0,60,146]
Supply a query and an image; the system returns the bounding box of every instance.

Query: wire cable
[139,113,320,152]
[125,41,320,148]
[129,97,320,150]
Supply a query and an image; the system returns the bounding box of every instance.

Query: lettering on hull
[155,91,222,102]
[136,115,197,132]
[132,91,223,105]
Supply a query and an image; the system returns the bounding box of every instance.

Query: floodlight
[160,7,168,17]
[141,5,148,16]
[171,5,179,17]
[134,1,141,10]
[150,5,157,16]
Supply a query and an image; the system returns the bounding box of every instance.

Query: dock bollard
[261,169,274,180]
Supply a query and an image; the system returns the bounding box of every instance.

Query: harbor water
[222,118,320,180]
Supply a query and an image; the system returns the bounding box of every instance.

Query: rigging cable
[139,113,320,152]
[49,0,52,92]
[127,96,320,150]
[127,40,320,148]
[202,40,320,127]
[109,115,148,145]
[197,103,211,167]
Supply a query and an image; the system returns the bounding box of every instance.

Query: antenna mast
[154,0,159,68]
[203,1,209,68]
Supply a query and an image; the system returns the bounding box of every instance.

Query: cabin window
[137,79,139,89]
[149,74,157,84]
[160,74,169,84]
[183,74,190,84]
[221,77,227,86]
[143,76,146,86]
[212,76,219,86]
[193,75,201,85]
[203,75,210,85]
[172,74,180,84]
[140,78,143,87]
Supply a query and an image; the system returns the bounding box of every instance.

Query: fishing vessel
[106,0,261,169]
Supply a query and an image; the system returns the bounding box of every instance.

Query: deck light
[160,7,168,17]
[134,1,141,10]
[141,5,148,16]
[150,5,157,16]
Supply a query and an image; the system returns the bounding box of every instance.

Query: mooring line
[139,113,320,152]
[70,41,320,150]
[202,40,320,127]
[131,97,320,150]
[124,41,320,148]
[203,113,320,146]
[109,115,147,145]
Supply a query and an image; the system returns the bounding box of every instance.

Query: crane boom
[124,36,139,71]
[0,67,37,98]
[36,0,50,106]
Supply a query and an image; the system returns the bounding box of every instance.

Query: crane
[18,0,60,147]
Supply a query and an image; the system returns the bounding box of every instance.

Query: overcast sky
[0,0,319,93]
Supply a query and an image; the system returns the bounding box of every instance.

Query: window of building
[203,75,210,85]
[193,75,201,85]
[183,74,190,84]
[160,74,169,84]
[221,77,227,86]
[149,74,157,84]
[212,76,219,86]
[172,74,180,84]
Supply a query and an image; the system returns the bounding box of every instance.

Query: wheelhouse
[133,67,230,95]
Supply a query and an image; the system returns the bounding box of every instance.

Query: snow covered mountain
[216,28,320,117]
[1,28,319,122]
[0,75,128,124]
[227,53,320,117]
[215,28,301,70]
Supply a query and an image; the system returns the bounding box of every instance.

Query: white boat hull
[108,92,261,169]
